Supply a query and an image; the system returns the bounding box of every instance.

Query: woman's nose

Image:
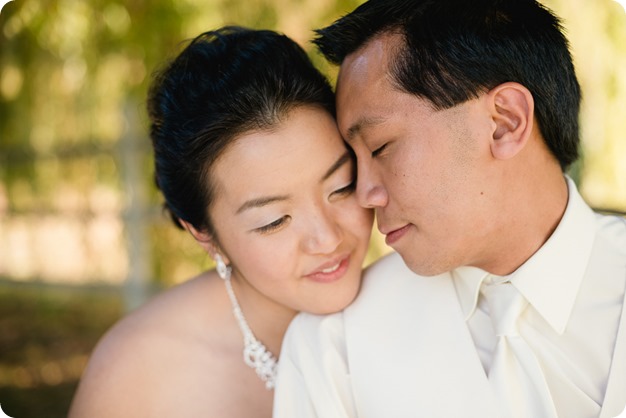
[302,210,343,255]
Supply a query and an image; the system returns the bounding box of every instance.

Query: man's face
[336,33,502,276]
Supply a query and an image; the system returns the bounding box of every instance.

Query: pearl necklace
[220,263,278,390]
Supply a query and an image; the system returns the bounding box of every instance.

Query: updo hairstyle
[147,26,335,236]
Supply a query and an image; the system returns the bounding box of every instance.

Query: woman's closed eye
[256,216,291,234]
[330,180,356,200]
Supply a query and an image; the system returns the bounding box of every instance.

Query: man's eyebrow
[236,195,290,215]
[345,116,385,141]
[321,151,351,182]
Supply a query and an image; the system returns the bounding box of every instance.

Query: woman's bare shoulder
[93,271,221,348]
[68,271,234,417]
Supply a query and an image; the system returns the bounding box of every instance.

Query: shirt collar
[452,266,490,321]
[509,176,596,334]
[452,176,596,334]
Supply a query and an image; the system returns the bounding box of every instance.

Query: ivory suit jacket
[275,208,626,417]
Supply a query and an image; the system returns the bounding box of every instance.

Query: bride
[68,26,373,417]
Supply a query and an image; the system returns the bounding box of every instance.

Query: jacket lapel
[600,285,626,418]
[344,254,499,418]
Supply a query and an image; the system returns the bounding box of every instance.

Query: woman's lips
[305,256,350,283]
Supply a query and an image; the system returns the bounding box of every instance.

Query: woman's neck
[226,273,298,357]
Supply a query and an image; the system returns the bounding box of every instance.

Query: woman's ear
[179,219,216,254]
[179,220,231,265]
[487,82,534,160]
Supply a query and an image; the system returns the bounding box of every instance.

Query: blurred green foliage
[0,1,625,416]
[0,0,365,287]
[0,0,625,284]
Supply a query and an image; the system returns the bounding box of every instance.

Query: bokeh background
[0,0,625,416]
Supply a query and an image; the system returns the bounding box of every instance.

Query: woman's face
[209,106,374,315]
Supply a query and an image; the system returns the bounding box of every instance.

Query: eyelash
[256,216,290,234]
[332,180,356,197]
[371,143,388,158]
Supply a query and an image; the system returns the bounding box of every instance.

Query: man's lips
[304,255,351,283]
[382,224,411,245]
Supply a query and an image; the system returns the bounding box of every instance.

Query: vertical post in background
[120,101,151,312]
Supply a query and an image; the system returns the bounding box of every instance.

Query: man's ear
[487,82,534,160]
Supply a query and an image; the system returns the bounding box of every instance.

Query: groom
[274,0,626,417]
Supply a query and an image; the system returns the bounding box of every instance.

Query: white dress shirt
[453,177,626,417]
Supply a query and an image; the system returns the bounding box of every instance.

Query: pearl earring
[215,254,231,280]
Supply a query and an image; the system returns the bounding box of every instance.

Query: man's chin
[397,251,447,278]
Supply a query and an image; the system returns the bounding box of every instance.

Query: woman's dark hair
[147,26,335,234]
[314,0,581,169]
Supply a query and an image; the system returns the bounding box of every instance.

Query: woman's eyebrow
[321,151,350,182]
[236,195,290,215]
[236,151,350,215]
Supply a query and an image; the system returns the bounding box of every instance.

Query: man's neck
[480,167,569,276]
